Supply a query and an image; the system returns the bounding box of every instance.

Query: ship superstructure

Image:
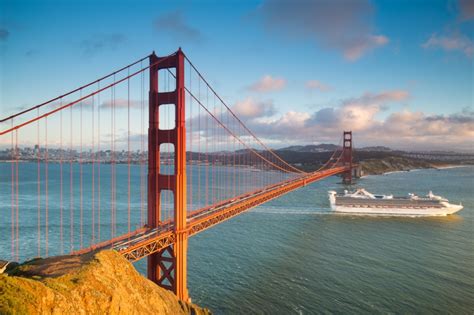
[328,189,463,216]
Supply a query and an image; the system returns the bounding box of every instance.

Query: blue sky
[0,0,473,151]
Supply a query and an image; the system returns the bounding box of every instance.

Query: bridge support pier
[342,131,353,184]
[147,49,189,301]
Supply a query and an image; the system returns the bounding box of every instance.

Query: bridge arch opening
[159,142,175,175]
[158,68,176,92]
[159,104,176,130]
[160,189,174,223]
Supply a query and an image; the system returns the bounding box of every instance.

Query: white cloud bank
[233,90,473,151]
[248,75,286,92]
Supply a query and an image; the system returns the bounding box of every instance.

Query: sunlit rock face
[0,250,211,315]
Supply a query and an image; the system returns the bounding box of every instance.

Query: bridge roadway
[74,166,348,261]
[113,166,349,262]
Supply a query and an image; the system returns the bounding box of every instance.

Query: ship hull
[331,204,463,216]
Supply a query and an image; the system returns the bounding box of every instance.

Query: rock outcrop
[0,250,210,314]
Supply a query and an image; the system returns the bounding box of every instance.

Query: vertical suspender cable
[127,69,131,235]
[232,114,236,197]
[70,104,74,251]
[92,89,95,244]
[188,60,194,211]
[197,75,201,209]
[37,108,41,257]
[10,119,14,259]
[211,92,215,203]
[97,81,101,242]
[205,83,209,208]
[60,100,63,254]
[45,117,48,256]
[15,130,19,261]
[114,78,117,238]
[168,71,172,223]
[113,75,116,239]
[80,90,83,248]
[197,73,201,209]
[111,80,114,240]
[140,64,145,226]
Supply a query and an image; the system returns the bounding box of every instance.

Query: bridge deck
[109,166,348,262]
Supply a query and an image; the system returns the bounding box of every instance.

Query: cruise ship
[328,189,463,216]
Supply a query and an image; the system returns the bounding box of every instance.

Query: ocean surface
[1,164,473,313]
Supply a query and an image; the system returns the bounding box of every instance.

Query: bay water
[180,166,474,313]
[0,164,472,313]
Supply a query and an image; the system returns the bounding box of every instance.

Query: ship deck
[335,197,444,208]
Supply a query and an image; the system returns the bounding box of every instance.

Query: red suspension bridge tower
[0,47,357,303]
[342,131,353,184]
[148,49,189,301]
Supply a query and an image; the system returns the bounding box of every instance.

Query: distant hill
[357,146,392,152]
[278,144,395,153]
[277,144,340,152]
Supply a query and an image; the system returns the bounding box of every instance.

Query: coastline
[362,163,473,177]
[359,155,473,177]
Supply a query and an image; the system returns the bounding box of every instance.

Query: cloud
[223,89,474,151]
[425,108,474,124]
[379,109,474,141]
[422,1,474,59]
[262,111,311,133]
[154,11,203,42]
[231,90,410,141]
[345,90,409,104]
[422,34,474,58]
[100,98,142,109]
[307,90,409,131]
[0,28,9,41]
[80,34,126,56]
[422,33,474,57]
[459,0,474,21]
[343,35,389,61]
[248,75,286,92]
[232,98,277,118]
[305,80,331,92]
[258,0,389,61]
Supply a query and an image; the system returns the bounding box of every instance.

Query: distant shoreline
[434,165,470,170]
[357,154,474,176]
[362,164,472,177]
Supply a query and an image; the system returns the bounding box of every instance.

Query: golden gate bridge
[0,48,354,301]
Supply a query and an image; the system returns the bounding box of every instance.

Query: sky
[0,0,473,152]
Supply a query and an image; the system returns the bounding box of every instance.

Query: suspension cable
[0,53,175,135]
[184,87,302,174]
[0,54,152,123]
[182,55,306,174]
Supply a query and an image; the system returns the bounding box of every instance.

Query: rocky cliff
[0,250,210,315]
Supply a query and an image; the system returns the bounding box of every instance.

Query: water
[180,167,474,313]
[1,164,473,313]
[0,162,290,258]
